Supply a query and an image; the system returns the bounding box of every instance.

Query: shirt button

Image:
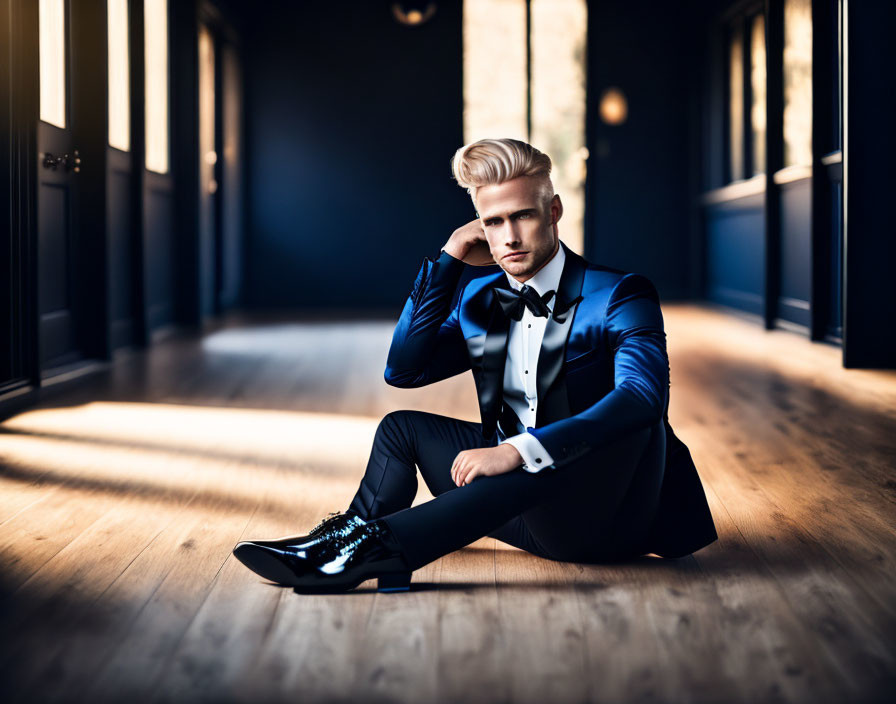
[528,324,532,328]
[530,407,534,411]
[525,370,528,374]
[535,458,542,463]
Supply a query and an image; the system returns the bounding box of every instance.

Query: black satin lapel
[535,242,587,427]
[552,240,587,322]
[480,279,512,439]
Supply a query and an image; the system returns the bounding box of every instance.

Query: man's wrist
[441,246,465,262]
[500,432,555,472]
[497,442,523,465]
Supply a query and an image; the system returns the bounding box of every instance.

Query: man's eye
[517,213,531,219]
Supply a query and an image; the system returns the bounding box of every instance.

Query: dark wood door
[36,0,82,369]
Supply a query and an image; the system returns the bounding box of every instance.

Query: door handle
[42,150,81,172]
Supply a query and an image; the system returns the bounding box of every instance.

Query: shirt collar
[505,241,566,298]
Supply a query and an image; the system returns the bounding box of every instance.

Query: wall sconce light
[599,87,628,125]
[392,2,437,26]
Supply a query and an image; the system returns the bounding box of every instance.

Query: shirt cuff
[500,432,555,473]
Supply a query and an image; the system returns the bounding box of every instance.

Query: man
[233,138,717,594]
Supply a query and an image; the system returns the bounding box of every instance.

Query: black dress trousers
[346,409,666,572]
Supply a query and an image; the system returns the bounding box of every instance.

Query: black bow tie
[494,285,556,321]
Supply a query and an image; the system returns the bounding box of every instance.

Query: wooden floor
[0,305,894,703]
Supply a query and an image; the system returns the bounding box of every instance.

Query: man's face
[476,175,561,283]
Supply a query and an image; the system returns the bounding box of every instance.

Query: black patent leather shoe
[232,512,413,593]
[235,510,360,555]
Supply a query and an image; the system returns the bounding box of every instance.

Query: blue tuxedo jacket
[384,240,718,558]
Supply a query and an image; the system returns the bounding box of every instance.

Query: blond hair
[451,138,554,211]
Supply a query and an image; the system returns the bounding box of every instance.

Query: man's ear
[550,194,563,224]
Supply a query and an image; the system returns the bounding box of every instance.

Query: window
[39,0,66,129]
[728,24,744,182]
[107,0,130,151]
[462,0,528,141]
[462,0,587,253]
[530,0,588,256]
[783,0,812,167]
[199,24,216,194]
[750,13,766,175]
[145,0,169,174]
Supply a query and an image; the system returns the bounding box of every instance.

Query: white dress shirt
[497,243,566,473]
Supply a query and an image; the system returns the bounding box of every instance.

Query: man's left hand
[452,444,523,486]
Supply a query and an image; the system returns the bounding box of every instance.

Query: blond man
[234,138,717,593]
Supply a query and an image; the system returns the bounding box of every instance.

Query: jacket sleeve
[529,273,670,469]
[384,249,472,388]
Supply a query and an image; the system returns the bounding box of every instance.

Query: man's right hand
[443,219,496,266]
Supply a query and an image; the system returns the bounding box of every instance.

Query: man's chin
[500,261,533,278]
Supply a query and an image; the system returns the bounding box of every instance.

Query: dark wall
[587,0,697,300]
[843,0,896,367]
[239,0,472,310]
[239,0,702,308]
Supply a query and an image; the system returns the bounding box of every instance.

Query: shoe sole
[290,571,412,594]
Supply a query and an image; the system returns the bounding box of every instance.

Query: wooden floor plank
[571,561,673,703]
[83,503,260,702]
[673,361,896,622]
[142,493,310,703]
[0,468,58,526]
[690,428,896,698]
[0,484,120,593]
[21,496,250,703]
[1,493,181,701]
[691,485,855,703]
[493,547,591,704]
[433,542,508,704]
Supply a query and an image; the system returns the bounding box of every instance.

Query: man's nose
[502,221,522,246]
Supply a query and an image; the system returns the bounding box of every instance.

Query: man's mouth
[504,251,528,260]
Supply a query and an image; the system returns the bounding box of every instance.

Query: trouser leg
[346,410,546,556]
[515,419,666,563]
[381,415,666,572]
